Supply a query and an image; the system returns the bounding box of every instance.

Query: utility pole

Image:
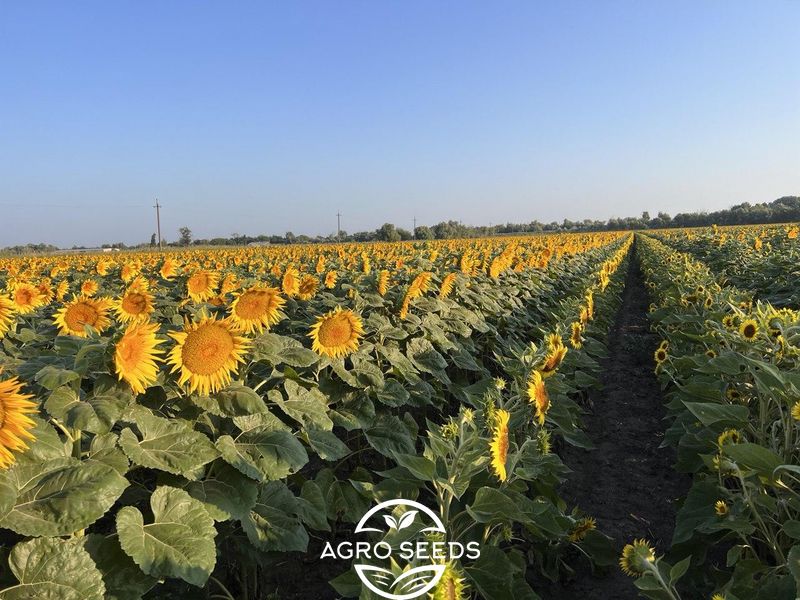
[336,212,341,242]
[154,199,162,251]
[413,216,416,239]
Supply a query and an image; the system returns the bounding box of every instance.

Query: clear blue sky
[1,1,798,247]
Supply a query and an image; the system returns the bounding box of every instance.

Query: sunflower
[115,289,155,324]
[407,271,433,299]
[53,296,113,337]
[739,319,758,341]
[0,375,38,469]
[80,279,99,297]
[568,517,597,542]
[298,275,319,300]
[654,347,668,364]
[160,258,179,280]
[791,403,800,421]
[439,273,457,299]
[167,315,250,395]
[431,562,468,600]
[539,333,567,377]
[114,322,164,394]
[489,409,510,482]
[55,280,69,301]
[714,500,729,517]
[10,283,44,314]
[722,315,736,329]
[308,307,364,359]
[324,270,337,289]
[527,370,550,425]
[282,266,300,296]
[570,321,583,349]
[228,286,285,333]
[376,270,390,296]
[186,271,219,303]
[717,429,740,447]
[619,539,656,577]
[0,295,16,338]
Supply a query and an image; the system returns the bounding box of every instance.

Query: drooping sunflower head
[0,375,38,469]
[570,321,583,349]
[228,286,285,333]
[739,319,758,341]
[619,539,656,577]
[115,322,164,394]
[115,289,155,324]
[439,273,458,299]
[539,333,567,377]
[489,409,510,482]
[377,270,390,296]
[167,315,250,396]
[53,296,113,337]
[186,271,220,303]
[527,370,550,426]
[298,275,319,301]
[568,516,597,542]
[308,307,364,359]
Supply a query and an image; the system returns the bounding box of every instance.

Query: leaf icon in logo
[396,510,417,530]
[383,515,399,530]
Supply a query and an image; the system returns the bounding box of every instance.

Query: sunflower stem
[71,429,82,459]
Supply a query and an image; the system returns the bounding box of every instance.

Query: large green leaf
[192,384,269,417]
[116,486,217,587]
[723,443,783,480]
[682,402,749,427]
[119,411,218,476]
[45,381,131,435]
[183,462,258,521]
[240,481,309,552]
[216,429,308,482]
[0,457,128,536]
[364,415,415,457]
[83,534,156,600]
[271,380,333,431]
[0,537,105,600]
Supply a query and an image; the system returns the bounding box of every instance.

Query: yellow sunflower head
[0,295,16,338]
[11,283,44,314]
[115,289,155,324]
[430,562,469,600]
[298,275,319,301]
[186,271,220,303]
[570,321,583,349]
[540,333,567,377]
[308,307,364,359]
[0,375,38,469]
[568,516,597,542]
[619,539,656,577]
[654,347,668,364]
[53,296,113,337]
[167,315,250,396]
[739,319,758,341]
[439,273,458,299]
[115,322,164,394]
[324,270,338,289]
[282,266,300,296]
[714,500,729,517]
[228,286,285,334]
[527,370,550,426]
[489,409,510,482]
[80,279,99,297]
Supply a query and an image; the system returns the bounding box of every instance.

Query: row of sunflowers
[618,232,800,600]
[0,232,632,599]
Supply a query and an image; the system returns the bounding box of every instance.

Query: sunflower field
[0,232,639,599]
[616,226,800,599]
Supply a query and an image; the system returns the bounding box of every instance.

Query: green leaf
[723,443,782,479]
[83,534,156,600]
[0,458,128,537]
[465,546,515,599]
[240,481,309,552]
[279,346,320,368]
[374,379,410,407]
[669,556,691,584]
[682,401,749,427]
[392,453,435,481]
[783,521,800,540]
[216,429,308,482]
[184,462,258,521]
[305,428,350,461]
[365,415,415,457]
[119,411,218,476]
[193,384,269,417]
[272,381,333,431]
[787,545,800,593]
[34,365,81,390]
[116,486,217,587]
[0,537,105,600]
[45,382,131,435]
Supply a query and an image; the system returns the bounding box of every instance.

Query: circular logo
[353,499,447,600]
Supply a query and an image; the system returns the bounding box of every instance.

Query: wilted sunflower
[167,315,250,396]
[10,283,43,314]
[739,319,758,341]
[115,289,155,324]
[324,270,338,289]
[619,539,656,577]
[53,296,113,337]
[0,375,38,469]
[308,307,364,359]
[114,322,164,394]
[527,370,550,425]
[298,275,319,300]
[377,270,390,296]
[282,266,300,296]
[228,286,285,333]
[0,295,16,338]
[539,333,568,377]
[186,271,219,303]
[489,409,510,482]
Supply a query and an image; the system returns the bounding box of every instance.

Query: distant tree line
[3,196,798,254]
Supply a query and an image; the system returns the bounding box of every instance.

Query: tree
[376,223,401,242]
[285,232,296,244]
[414,225,434,240]
[150,233,157,246]
[178,227,192,246]
[397,228,413,241]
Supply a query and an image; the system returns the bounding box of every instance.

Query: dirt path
[543,242,689,599]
